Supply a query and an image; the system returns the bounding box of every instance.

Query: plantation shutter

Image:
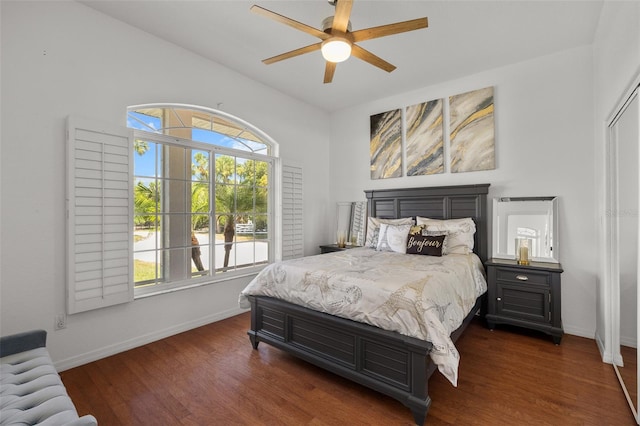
[66,116,134,314]
[281,164,304,260]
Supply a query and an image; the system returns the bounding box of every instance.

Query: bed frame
[247,184,490,425]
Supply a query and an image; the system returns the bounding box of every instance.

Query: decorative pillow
[369,227,380,249]
[409,225,450,253]
[376,223,412,253]
[424,229,449,251]
[409,224,425,236]
[365,217,414,248]
[415,217,476,255]
[406,234,445,256]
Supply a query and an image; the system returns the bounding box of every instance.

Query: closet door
[612,88,640,422]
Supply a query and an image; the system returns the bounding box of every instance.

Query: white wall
[593,1,640,361]
[0,1,331,369]
[329,45,597,338]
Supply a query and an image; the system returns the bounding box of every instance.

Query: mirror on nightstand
[492,196,559,263]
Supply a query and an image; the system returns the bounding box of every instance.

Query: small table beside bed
[239,184,490,425]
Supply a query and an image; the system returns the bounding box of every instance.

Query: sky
[127,111,268,179]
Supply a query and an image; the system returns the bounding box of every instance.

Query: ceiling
[81,0,604,112]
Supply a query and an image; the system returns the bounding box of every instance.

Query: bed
[240,184,490,425]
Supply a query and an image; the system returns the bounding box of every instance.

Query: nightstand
[319,244,360,254]
[485,258,564,344]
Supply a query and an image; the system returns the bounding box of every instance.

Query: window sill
[133,265,265,300]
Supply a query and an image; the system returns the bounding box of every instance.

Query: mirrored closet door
[611,84,640,423]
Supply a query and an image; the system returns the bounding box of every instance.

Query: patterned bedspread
[238,247,487,386]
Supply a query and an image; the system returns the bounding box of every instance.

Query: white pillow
[415,217,476,254]
[377,223,412,253]
[365,217,414,248]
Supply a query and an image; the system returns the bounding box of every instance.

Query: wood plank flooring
[61,313,635,425]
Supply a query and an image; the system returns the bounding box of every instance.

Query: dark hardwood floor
[61,313,634,425]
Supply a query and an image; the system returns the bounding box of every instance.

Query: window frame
[130,108,278,299]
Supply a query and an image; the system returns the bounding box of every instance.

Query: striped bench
[0,330,97,425]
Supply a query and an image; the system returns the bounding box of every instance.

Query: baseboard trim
[620,335,638,348]
[563,324,595,339]
[596,331,613,364]
[55,307,249,372]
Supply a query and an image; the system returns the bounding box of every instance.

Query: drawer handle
[516,275,529,281]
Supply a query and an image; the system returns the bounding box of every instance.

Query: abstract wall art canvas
[370,109,402,179]
[449,86,495,173]
[405,99,444,176]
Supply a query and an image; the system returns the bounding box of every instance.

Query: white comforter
[239,247,487,386]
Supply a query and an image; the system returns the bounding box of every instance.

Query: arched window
[127,104,278,294]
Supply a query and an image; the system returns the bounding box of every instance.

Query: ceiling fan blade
[251,5,329,40]
[351,17,428,43]
[332,0,353,33]
[262,43,322,65]
[324,62,337,84]
[351,44,396,73]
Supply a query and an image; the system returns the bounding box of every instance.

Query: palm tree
[236,160,268,231]
[134,181,159,228]
[191,151,211,230]
[134,139,149,156]
[192,151,209,180]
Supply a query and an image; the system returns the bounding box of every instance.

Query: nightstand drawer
[495,268,550,286]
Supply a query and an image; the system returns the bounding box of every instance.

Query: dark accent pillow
[406,234,445,256]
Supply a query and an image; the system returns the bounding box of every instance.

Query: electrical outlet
[55,313,67,330]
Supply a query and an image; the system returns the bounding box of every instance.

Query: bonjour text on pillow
[406,234,445,256]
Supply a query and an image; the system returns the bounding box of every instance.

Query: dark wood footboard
[248,294,484,425]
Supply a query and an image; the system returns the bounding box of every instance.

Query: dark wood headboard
[364,184,490,262]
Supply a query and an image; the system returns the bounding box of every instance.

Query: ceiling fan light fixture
[321,37,352,63]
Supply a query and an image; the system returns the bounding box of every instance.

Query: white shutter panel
[281,164,303,260]
[66,116,134,314]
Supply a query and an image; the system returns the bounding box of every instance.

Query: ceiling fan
[250,0,428,84]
